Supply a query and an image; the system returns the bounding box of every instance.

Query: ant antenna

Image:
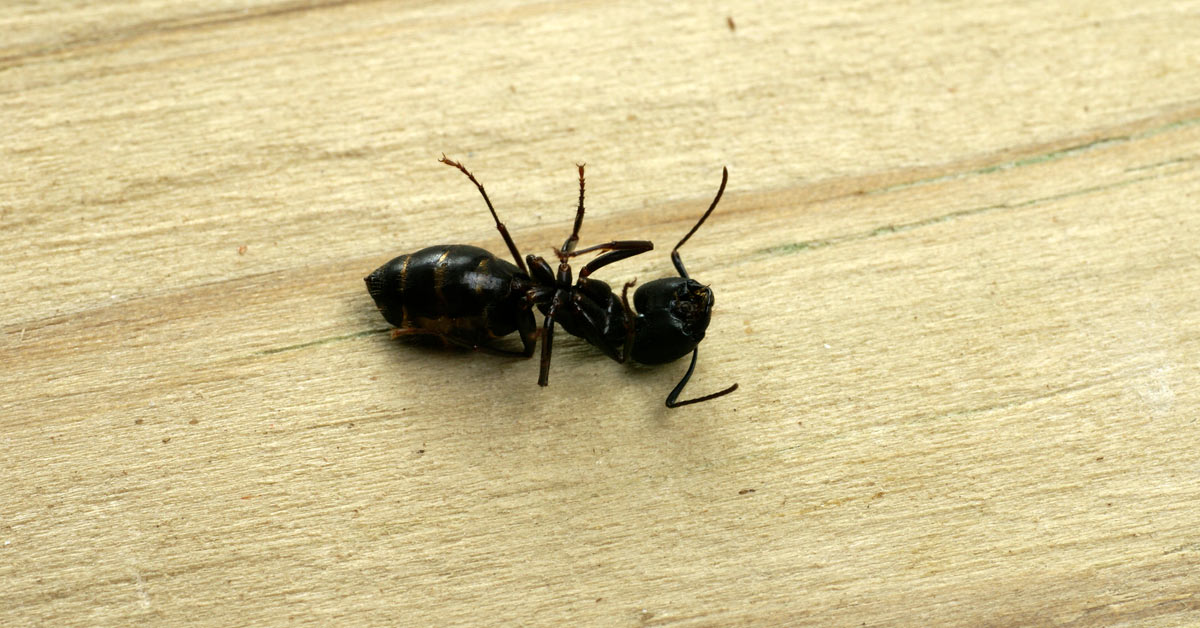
[666,349,739,408]
[670,166,728,279]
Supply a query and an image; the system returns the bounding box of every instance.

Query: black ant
[364,156,651,387]
[364,157,736,407]
[545,167,738,407]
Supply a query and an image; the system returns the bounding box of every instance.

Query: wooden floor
[3,1,1199,626]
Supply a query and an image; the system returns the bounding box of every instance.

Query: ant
[545,167,738,407]
[364,156,651,388]
[364,157,736,407]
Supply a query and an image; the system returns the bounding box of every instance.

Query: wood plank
[3,1,1199,625]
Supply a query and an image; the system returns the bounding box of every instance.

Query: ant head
[631,167,728,366]
[642,167,737,408]
[630,277,713,365]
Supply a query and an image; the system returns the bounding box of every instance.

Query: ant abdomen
[365,244,531,349]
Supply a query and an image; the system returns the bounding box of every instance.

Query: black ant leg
[567,240,652,258]
[538,297,559,386]
[391,327,533,358]
[575,240,654,280]
[664,349,739,408]
[515,300,538,358]
[670,166,728,279]
[620,279,637,364]
[561,163,586,254]
[439,155,528,275]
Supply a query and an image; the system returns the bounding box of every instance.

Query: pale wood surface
[3,1,1200,626]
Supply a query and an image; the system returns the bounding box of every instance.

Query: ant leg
[669,166,729,279]
[664,349,739,408]
[568,239,652,259]
[391,327,531,357]
[392,327,441,341]
[561,163,586,254]
[538,299,559,386]
[515,309,538,358]
[477,343,540,358]
[619,279,637,364]
[576,240,654,280]
[439,155,528,274]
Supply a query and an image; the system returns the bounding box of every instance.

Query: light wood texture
[4,1,1200,625]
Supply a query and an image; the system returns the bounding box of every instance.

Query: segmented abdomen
[365,245,523,343]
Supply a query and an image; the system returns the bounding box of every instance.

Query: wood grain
[3,1,1199,625]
